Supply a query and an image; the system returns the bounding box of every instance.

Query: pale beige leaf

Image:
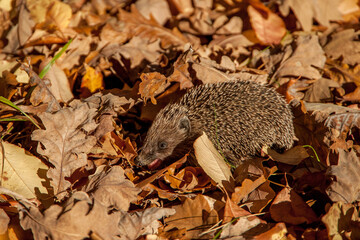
[82,165,140,211]
[322,202,360,240]
[118,207,176,238]
[194,132,232,188]
[135,0,171,25]
[0,0,12,11]
[0,208,10,234]
[220,214,262,239]
[31,104,98,199]
[326,149,360,203]
[0,142,48,199]
[40,60,73,103]
[0,60,29,83]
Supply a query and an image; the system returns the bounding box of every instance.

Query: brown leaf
[163,166,211,191]
[247,181,276,213]
[31,103,98,199]
[19,192,123,240]
[223,198,253,223]
[56,36,92,70]
[82,166,139,210]
[326,149,360,203]
[248,4,286,45]
[119,4,187,49]
[279,0,342,31]
[264,146,310,165]
[303,78,340,102]
[270,187,318,225]
[168,48,194,89]
[163,195,219,239]
[139,72,169,105]
[135,155,188,189]
[274,35,326,80]
[324,29,360,65]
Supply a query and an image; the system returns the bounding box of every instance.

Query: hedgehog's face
[136,106,191,169]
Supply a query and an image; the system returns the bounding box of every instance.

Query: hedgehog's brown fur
[136,80,295,168]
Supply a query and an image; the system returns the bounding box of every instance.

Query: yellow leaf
[80,65,104,96]
[0,141,49,199]
[26,0,72,30]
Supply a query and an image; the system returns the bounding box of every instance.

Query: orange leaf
[248,4,286,45]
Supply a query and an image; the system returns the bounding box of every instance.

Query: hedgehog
[136,80,295,169]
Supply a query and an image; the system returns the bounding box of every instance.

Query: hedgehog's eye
[158,141,168,150]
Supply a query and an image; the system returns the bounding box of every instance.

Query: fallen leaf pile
[1,0,360,239]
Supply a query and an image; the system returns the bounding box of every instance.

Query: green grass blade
[39,38,73,79]
[0,96,40,128]
[0,118,27,122]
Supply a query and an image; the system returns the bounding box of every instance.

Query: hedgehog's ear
[179,116,191,134]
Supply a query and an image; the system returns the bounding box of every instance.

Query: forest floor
[0,0,360,239]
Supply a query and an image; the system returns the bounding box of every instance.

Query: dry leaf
[80,65,104,98]
[0,141,49,199]
[324,29,360,65]
[135,0,171,26]
[82,165,140,211]
[119,4,187,49]
[139,72,169,104]
[118,207,176,238]
[40,60,74,103]
[220,213,263,239]
[0,207,10,234]
[27,0,72,30]
[19,192,123,240]
[274,35,326,80]
[248,4,286,45]
[322,202,360,239]
[270,187,318,225]
[194,132,232,188]
[279,0,342,31]
[326,149,360,203]
[164,195,219,239]
[303,78,340,102]
[264,146,310,165]
[31,104,98,199]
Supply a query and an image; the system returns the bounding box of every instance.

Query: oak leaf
[82,165,140,211]
[31,103,98,199]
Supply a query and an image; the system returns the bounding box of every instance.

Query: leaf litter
[0,0,360,239]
